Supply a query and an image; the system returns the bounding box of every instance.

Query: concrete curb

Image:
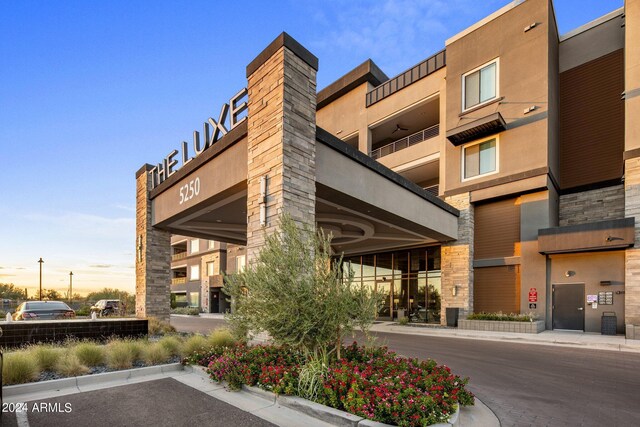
[371,323,640,353]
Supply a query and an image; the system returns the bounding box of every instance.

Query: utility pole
[69,271,73,305]
[38,257,44,300]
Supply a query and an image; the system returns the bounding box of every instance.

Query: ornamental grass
[55,351,89,377]
[142,342,171,365]
[74,342,106,367]
[31,344,63,371]
[2,351,40,385]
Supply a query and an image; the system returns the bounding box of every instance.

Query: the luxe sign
[149,88,248,189]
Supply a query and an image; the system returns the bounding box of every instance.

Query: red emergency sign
[528,288,538,302]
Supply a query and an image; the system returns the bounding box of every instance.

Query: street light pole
[69,271,73,305]
[38,258,44,300]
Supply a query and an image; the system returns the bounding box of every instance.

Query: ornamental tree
[223,214,382,359]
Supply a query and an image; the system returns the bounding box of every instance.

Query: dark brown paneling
[474,198,520,259]
[474,265,520,313]
[559,49,624,191]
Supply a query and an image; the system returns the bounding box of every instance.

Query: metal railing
[370,124,439,160]
[172,252,187,261]
[366,49,446,107]
[171,277,187,285]
[424,184,439,196]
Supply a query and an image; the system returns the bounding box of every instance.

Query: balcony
[172,252,187,261]
[370,124,439,160]
[171,277,187,285]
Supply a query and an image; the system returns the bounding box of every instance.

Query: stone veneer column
[625,158,640,335]
[440,193,474,324]
[135,164,171,322]
[245,33,318,263]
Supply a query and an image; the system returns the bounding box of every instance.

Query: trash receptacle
[446,307,460,327]
[601,312,617,335]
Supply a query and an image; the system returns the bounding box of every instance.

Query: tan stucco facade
[135,0,640,336]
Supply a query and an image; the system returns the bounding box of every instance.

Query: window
[188,292,199,308]
[463,59,498,111]
[236,255,246,273]
[190,239,200,254]
[207,261,215,276]
[190,264,200,281]
[208,240,215,250]
[463,138,497,180]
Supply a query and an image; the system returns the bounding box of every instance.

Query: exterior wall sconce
[565,270,575,277]
[452,284,459,296]
[259,176,267,227]
[137,235,144,262]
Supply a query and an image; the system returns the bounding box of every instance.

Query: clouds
[89,264,114,268]
[303,0,503,80]
[24,212,134,240]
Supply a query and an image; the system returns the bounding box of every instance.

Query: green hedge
[466,312,536,322]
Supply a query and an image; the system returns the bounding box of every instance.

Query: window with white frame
[208,240,215,250]
[190,239,200,254]
[190,264,200,281]
[463,138,497,180]
[463,59,498,111]
[236,255,246,273]
[206,261,215,276]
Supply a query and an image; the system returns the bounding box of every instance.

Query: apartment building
[169,236,245,313]
[137,0,640,338]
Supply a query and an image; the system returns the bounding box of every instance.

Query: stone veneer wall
[246,43,317,262]
[135,165,171,322]
[559,184,625,226]
[441,193,474,323]
[625,158,640,330]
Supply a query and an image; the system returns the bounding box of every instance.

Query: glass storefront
[343,246,441,323]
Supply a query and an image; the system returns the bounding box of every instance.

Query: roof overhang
[538,217,635,255]
[446,112,506,146]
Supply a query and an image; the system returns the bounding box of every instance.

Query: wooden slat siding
[474,265,520,313]
[474,198,520,259]
[559,49,624,191]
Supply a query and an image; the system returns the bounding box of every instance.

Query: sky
[0,0,624,296]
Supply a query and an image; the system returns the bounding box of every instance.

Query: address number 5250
[179,177,200,205]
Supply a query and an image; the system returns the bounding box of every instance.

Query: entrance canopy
[149,123,459,254]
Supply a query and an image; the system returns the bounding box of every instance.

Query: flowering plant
[202,342,473,426]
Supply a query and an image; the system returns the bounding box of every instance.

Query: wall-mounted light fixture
[565,270,575,278]
[259,176,268,227]
[452,284,459,297]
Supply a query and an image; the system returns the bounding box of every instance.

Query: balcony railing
[171,277,187,285]
[370,124,439,160]
[366,49,446,107]
[172,252,187,261]
[424,184,439,196]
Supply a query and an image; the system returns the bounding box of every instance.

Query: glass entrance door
[376,280,392,320]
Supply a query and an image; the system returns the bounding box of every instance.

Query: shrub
[75,306,91,316]
[204,342,474,427]
[148,317,177,335]
[142,343,171,365]
[467,312,536,322]
[123,339,144,361]
[74,342,106,367]
[2,352,40,385]
[55,351,89,377]
[207,328,235,349]
[106,341,134,369]
[398,317,409,326]
[183,334,208,357]
[159,336,183,357]
[224,214,383,359]
[31,345,63,371]
[171,307,200,316]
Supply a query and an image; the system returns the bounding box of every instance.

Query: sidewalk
[369,321,640,353]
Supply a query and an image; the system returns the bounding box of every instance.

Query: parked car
[90,299,120,317]
[12,301,76,320]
